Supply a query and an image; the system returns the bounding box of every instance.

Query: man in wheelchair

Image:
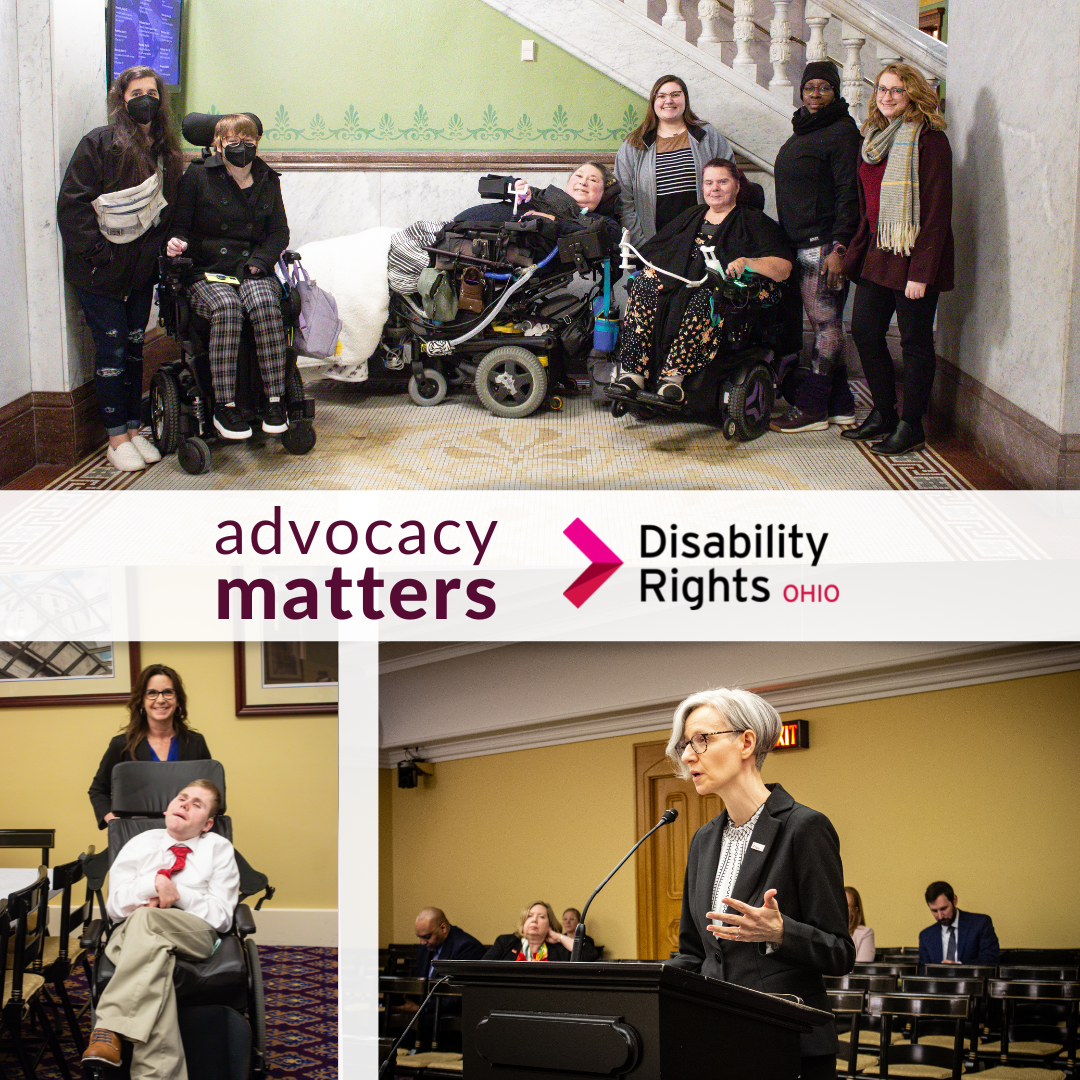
[83,780,238,1078]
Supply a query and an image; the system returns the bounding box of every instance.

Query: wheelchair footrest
[301,397,316,419]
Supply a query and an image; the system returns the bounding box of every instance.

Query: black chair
[0,872,72,1080]
[827,989,864,1079]
[976,979,1079,1075]
[855,961,918,978]
[82,761,270,1080]
[379,974,427,1049]
[36,852,96,1051]
[998,965,1078,981]
[386,942,417,975]
[924,962,996,980]
[899,975,986,1064]
[999,948,1080,968]
[877,947,920,961]
[827,974,899,1059]
[861,991,968,1080]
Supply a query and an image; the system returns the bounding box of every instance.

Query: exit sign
[774,720,809,751]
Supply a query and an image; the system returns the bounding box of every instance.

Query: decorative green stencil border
[197,103,642,148]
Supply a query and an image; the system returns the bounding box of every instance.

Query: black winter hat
[800,60,842,97]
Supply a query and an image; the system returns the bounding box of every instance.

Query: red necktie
[158,844,191,879]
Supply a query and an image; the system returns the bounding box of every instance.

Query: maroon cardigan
[843,127,953,292]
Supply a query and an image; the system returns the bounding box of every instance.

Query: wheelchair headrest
[106,816,232,869]
[111,759,227,815]
[182,112,263,148]
[596,179,622,221]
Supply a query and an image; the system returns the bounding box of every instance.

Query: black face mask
[125,94,160,126]
[223,141,257,168]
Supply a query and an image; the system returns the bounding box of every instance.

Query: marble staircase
[479,0,947,174]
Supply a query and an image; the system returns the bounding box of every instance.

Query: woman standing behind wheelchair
[57,66,184,473]
[609,158,792,405]
[615,75,734,249]
[841,64,953,456]
[770,61,861,434]
[166,114,290,440]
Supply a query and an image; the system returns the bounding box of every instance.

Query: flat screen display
[109,0,183,88]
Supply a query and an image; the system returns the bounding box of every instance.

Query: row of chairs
[876,946,1080,967]
[1,851,96,1080]
[828,971,1079,1079]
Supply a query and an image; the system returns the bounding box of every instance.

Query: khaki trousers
[96,906,218,1080]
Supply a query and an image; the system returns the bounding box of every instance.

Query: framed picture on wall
[0,642,142,708]
[233,642,338,717]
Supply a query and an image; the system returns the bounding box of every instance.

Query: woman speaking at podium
[665,688,854,1079]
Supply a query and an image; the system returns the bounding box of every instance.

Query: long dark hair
[624,75,706,151]
[106,66,184,200]
[122,664,195,760]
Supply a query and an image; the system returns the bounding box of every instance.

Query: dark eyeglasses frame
[144,688,176,700]
[675,729,741,756]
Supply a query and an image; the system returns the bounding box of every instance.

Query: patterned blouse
[711,802,767,918]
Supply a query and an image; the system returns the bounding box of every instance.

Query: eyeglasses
[674,729,741,756]
[803,85,835,97]
[876,86,908,98]
[655,92,684,102]
[144,688,176,700]
[223,138,257,148]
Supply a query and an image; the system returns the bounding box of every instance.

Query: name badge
[751,842,765,851]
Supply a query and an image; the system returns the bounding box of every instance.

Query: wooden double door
[634,740,724,960]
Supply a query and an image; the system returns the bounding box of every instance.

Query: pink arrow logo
[563,518,623,608]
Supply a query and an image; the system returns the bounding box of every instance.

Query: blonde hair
[214,113,260,144]
[865,63,946,133]
[515,901,561,938]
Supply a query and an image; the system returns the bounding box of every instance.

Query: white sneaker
[129,434,162,463]
[106,441,147,472]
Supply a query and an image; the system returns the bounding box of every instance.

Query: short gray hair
[666,687,782,778]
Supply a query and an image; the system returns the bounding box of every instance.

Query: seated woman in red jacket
[483,901,598,962]
[841,64,953,456]
[166,114,290,440]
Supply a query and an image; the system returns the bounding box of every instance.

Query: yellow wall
[383,670,1080,953]
[0,642,337,909]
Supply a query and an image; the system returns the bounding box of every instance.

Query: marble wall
[0,0,31,411]
[936,0,1079,435]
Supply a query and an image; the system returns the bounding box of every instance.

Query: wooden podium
[433,960,832,1079]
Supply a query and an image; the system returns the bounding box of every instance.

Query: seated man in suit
[561,907,597,956]
[82,780,239,1078]
[918,880,999,972]
[393,907,486,1018]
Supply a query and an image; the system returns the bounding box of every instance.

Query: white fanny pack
[92,168,167,244]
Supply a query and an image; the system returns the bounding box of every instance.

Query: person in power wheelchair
[378,164,623,417]
[607,158,793,439]
[82,761,271,1080]
[166,113,292,442]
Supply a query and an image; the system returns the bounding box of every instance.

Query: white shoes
[106,441,147,472]
[129,434,162,463]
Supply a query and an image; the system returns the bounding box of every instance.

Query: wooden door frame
[633,739,677,959]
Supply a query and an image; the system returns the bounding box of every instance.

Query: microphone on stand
[571,808,678,962]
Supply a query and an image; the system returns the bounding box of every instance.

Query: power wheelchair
[373,182,620,418]
[82,760,273,1080]
[607,267,787,441]
[149,111,317,475]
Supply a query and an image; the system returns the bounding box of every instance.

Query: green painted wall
[182,0,645,151]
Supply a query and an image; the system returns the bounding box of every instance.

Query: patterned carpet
[5,946,337,1080]
[40,377,973,492]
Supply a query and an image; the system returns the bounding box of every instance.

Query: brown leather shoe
[82,1029,122,1067]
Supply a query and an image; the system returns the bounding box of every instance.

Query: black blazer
[917,910,999,970]
[414,925,486,978]
[668,783,854,1057]
[483,933,598,963]
[88,730,212,829]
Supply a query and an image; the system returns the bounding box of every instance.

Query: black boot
[841,408,897,442]
[871,420,925,455]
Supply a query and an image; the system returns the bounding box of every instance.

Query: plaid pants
[187,276,286,403]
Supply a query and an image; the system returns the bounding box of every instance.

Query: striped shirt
[655,131,699,233]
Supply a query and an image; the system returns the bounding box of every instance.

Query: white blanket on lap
[296,227,396,381]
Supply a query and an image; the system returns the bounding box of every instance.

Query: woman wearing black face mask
[166,114,291,440]
[57,66,184,472]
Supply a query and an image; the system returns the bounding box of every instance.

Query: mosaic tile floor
[45,377,972,491]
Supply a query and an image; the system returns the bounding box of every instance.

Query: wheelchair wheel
[245,938,267,1080]
[150,371,181,455]
[548,395,564,412]
[177,436,212,474]
[781,363,807,407]
[610,400,628,419]
[722,416,738,440]
[727,362,775,441]
[407,367,448,406]
[281,422,316,455]
[475,346,547,418]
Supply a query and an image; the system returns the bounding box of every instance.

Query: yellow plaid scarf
[862,118,923,256]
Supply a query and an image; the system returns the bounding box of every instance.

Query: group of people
[60,61,952,468]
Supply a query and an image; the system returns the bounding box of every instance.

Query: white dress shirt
[106,827,239,933]
[940,911,960,960]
